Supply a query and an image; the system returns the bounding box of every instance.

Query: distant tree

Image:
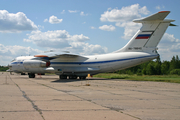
[146,61,155,75]
[170,69,180,75]
[170,55,179,70]
[154,56,161,75]
[0,66,9,71]
[116,55,180,75]
[141,61,151,75]
[161,61,170,75]
[175,55,180,68]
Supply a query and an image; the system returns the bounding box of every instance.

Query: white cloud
[138,6,149,15]
[0,44,42,65]
[161,33,180,43]
[68,10,78,13]
[83,44,108,55]
[0,10,38,32]
[24,30,71,48]
[0,44,42,56]
[24,30,90,48]
[100,4,149,22]
[44,19,48,22]
[99,25,116,31]
[71,34,90,42]
[100,4,149,40]
[107,8,112,11]
[49,15,63,24]
[61,10,65,14]
[90,26,96,29]
[116,22,141,39]
[156,5,165,10]
[156,6,161,10]
[47,15,63,24]
[24,30,107,55]
[158,33,180,61]
[69,42,108,55]
[80,11,88,16]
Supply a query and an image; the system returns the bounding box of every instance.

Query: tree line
[116,55,180,75]
[0,66,9,71]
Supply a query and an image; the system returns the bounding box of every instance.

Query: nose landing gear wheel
[28,73,35,78]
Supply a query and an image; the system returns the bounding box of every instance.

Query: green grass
[94,73,180,83]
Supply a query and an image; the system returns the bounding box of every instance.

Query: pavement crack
[7,74,45,120]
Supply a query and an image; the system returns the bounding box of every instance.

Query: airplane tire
[21,73,26,75]
[69,75,77,79]
[79,76,86,80]
[29,73,35,78]
[60,75,67,79]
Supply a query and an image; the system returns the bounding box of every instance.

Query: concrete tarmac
[0,72,180,120]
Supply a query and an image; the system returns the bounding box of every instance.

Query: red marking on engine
[46,62,50,67]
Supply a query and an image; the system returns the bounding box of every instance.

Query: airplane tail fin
[116,11,176,53]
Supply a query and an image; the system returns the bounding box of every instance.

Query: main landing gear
[59,75,67,79]
[59,75,86,80]
[28,73,35,78]
[79,76,86,80]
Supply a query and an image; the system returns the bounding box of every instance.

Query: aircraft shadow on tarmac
[51,78,111,83]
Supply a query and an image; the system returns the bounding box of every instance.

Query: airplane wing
[34,51,87,60]
[50,53,81,58]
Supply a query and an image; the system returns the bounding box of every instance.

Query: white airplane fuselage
[9,52,158,76]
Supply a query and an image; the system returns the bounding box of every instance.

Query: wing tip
[158,11,170,13]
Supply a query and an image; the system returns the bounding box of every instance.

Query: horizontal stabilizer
[133,11,170,23]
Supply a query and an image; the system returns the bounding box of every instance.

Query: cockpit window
[11,59,16,62]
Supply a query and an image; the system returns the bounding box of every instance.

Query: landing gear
[79,76,86,80]
[28,73,35,78]
[59,75,86,80]
[59,75,67,79]
[69,75,77,79]
[21,73,26,75]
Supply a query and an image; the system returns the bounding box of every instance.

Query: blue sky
[0,0,180,65]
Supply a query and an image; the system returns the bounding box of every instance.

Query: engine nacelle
[23,60,50,68]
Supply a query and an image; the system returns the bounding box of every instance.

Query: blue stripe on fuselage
[51,55,158,65]
[11,62,23,64]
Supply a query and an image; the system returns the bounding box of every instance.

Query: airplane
[7,11,176,79]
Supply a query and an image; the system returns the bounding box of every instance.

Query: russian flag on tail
[135,31,153,39]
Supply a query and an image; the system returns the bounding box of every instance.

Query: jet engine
[23,60,50,68]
